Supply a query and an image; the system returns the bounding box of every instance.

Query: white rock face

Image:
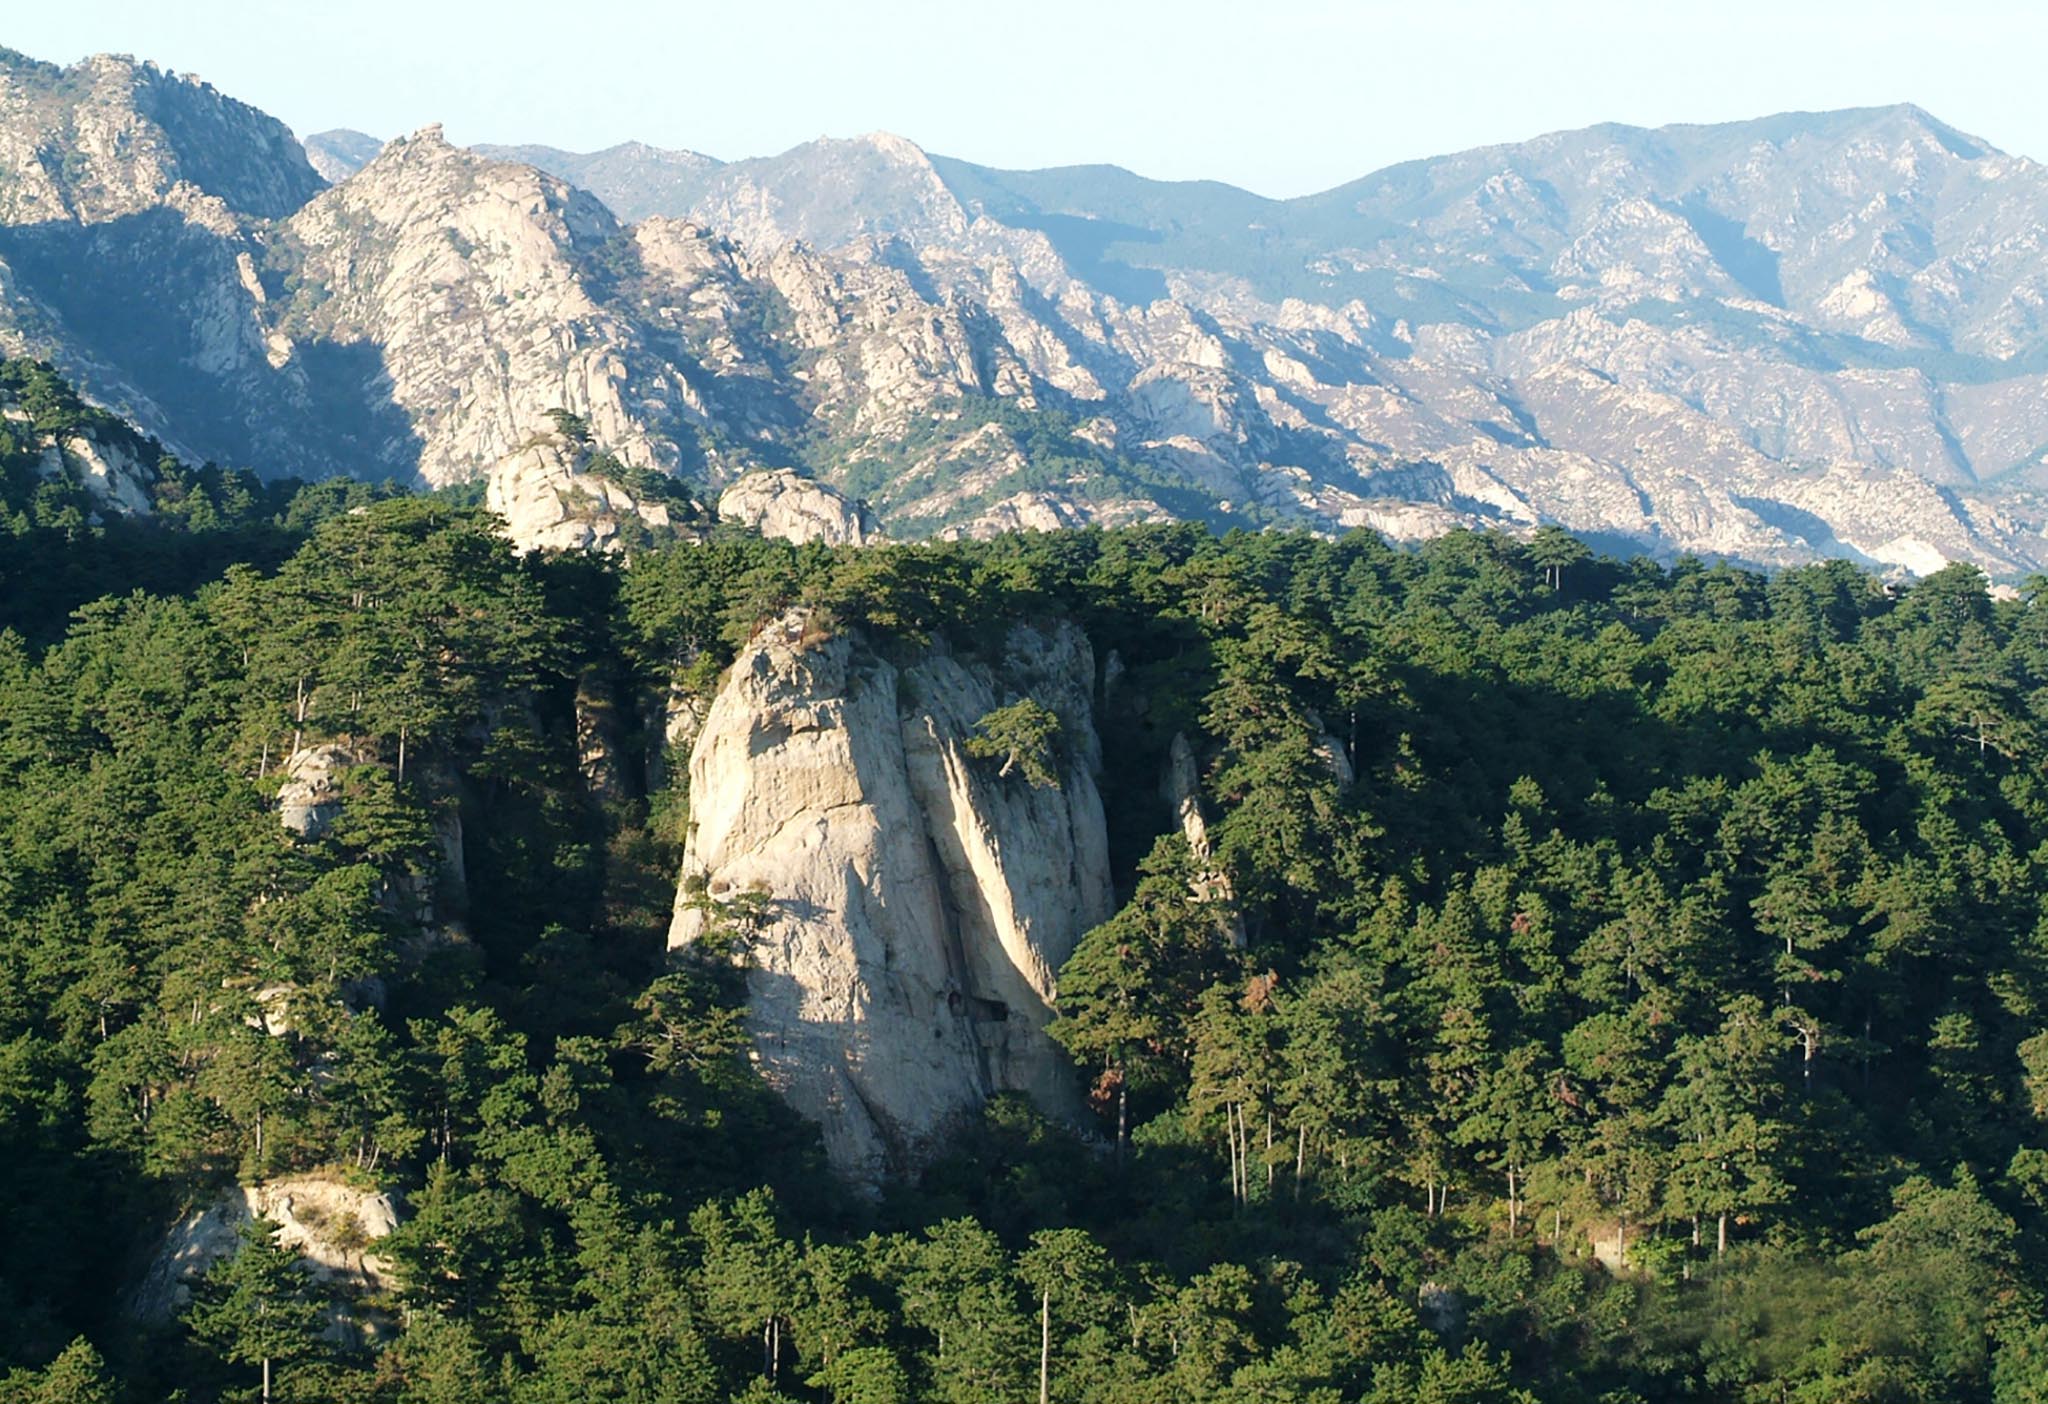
[716,468,880,545]
[58,433,156,514]
[669,615,1110,1182]
[1161,732,1245,946]
[1304,710,1356,787]
[276,742,358,837]
[15,425,158,519]
[131,1175,399,1322]
[484,430,676,554]
[1163,732,1216,863]
[936,491,1089,540]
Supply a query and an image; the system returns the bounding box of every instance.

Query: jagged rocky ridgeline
[667,613,1111,1184]
[13,48,2048,570]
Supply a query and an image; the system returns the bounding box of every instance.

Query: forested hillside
[3,361,2048,1400]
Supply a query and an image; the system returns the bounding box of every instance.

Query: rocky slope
[7,47,2048,572]
[0,50,321,224]
[480,109,2048,572]
[668,614,1111,1182]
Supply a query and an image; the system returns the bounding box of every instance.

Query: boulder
[276,742,357,837]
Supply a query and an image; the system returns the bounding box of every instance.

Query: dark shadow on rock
[1730,493,1878,565]
[0,210,423,482]
[1678,198,1785,306]
[999,211,1170,305]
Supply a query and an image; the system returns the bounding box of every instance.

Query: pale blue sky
[11,1,2048,197]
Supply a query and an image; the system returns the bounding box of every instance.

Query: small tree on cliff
[966,700,1063,788]
[545,407,591,444]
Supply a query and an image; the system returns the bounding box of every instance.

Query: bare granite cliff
[717,467,881,545]
[668,615,1110,1182]
[484,425,687,553]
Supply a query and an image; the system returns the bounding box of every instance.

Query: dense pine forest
[3,360,2047,1402]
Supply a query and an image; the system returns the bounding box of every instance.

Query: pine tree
[184,1218,323,1404]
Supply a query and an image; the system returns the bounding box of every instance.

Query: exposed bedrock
[667,614,1110,1183]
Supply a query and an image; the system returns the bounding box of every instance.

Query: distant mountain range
[16,47,2048,573]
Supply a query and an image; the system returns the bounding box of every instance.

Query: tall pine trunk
[1039,1288,1051,1404]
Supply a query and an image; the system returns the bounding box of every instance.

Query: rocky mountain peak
[636,130,972,255]
[850,130,935,166]
[277,139,658,484]
[9,53,2048,575]
[1829,101,1990,154]
[0,49,322,224]
[306,124,617,253]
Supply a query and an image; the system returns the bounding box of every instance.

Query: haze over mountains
[12,47,2048,572]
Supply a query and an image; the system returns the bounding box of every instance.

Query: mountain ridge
[8,48,2048,573]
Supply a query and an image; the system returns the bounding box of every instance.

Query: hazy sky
[12,1,2048,198]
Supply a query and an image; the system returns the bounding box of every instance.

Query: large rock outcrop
[276,742,356,837]
[668,614,1110,1182]
[53,430,157,515]
[131,1175,400,1323]
[485,428,681,554]
[716,468,881,546]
